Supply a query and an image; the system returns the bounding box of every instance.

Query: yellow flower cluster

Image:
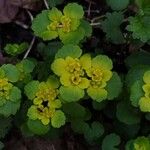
[28,82,61,125]
[0,78,12,101]
[48,16,72,33]
[52,54,113,102]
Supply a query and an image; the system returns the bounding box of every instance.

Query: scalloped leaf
[62,102,86,119]
[4,42,28,56]
[51,110,66,128]
[27,119,50,135]
[63,3,84,19]
[1,64,20,82]
[130,80,144,107]
[0,116,12,138]
[84,122,104,142]
[48,0,64,8]
[101,12,125,44]
[106,72,122,100]
[59,86,84,102]
[102,133,121,150]
[106,0,129,10]
[127,16,150,43]
[59,27,85,44]
[116,101,141,125]
[55,44,82,59]
[126,65,150,89]
[24,81,39,100]
[125,51,150,69]
[92,101,107,111]
[9,87,21,102]
[32,10,52,40]
[22,59,35,73]
[71,119,89,134]
[80,20,92,38]
[0,101,20,117]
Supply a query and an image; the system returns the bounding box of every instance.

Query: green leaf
[63,3,84,19]
[125,51,150,69]
[24,81,39,100]
[116,101,141,125]
[127,16,150,42]
[126,136,150,150]
[55,44,82,59]
[27,119,50,135]
[37,42,63,60]
[80,20,92,38]
[51,110,66,128]
[102,133,121,150]
[101,12,125,44]
[92,101,107,111]
[106,0,129,10]
[47,75,60,88]
[60,86,84,102]
[130,80,144,107]
[47,0,64,8]
[0,142,4,150]
[136,0,150,15]
[22,59,35,73]
[106,72,122,100]
[59,27,85,44]
[9,87,21,102]
[0,101,20,117]
[62,103,86,119]
[1,64,20,82]
[126,65,150,89]
[4,42,28,56]
[114,121,140,139]
[32,10,53,40]
[0,116,12,138]
[84,122,104,142]
[21,123,34,137]
[71,120,89,134]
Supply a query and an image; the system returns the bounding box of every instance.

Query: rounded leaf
[106,0,129,10]
[2,64,20,82]
[102,133,121,150]
[55,44,82,59]
[63,3,84,19]
[60,86,84,102]
[27,119,50,135]
[9,87,21,102]
[106,72,122,100]
[51,110,66,128]
[24,81,39,100]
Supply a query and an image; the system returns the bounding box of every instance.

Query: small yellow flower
[86,55,113,102]
[0,78,13,105]
[27,77,62,125]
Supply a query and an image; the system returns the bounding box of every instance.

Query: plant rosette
[126,136,150,150]
[16,59,36,84]
[51,44,122,102]
[32,3,92,44]
[0,64,21,117]
[127,66,150,112]
[24,76,66,135]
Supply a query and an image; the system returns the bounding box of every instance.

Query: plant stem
[23,36,36,59]
[43,0,50,9]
